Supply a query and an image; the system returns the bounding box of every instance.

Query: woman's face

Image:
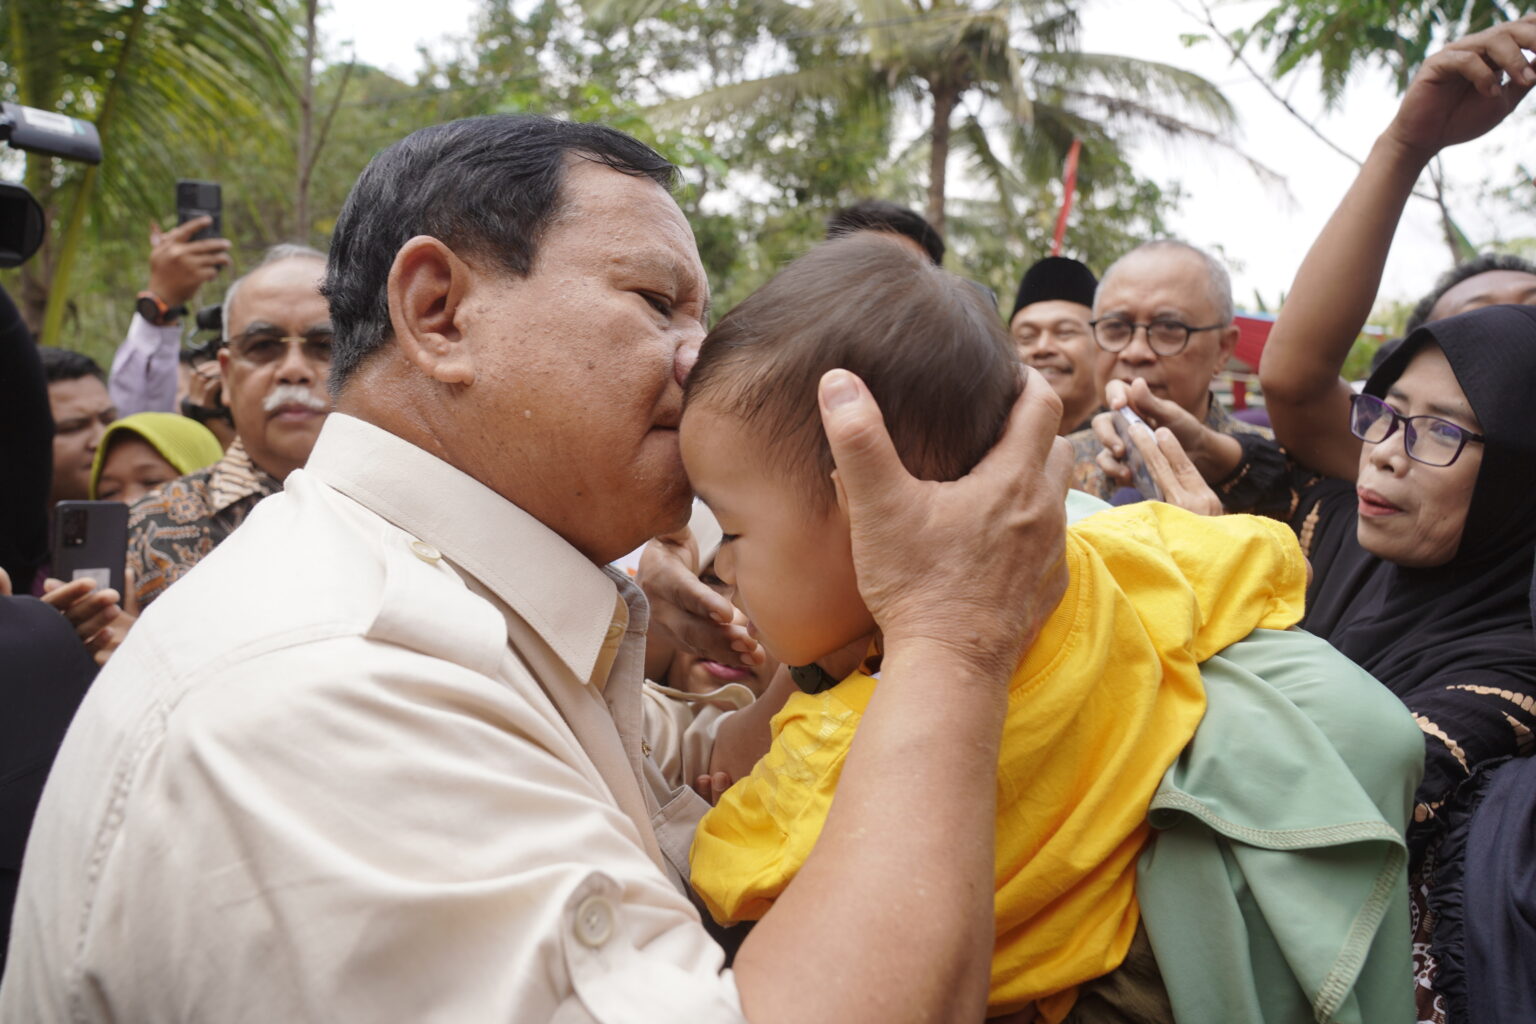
[96,435,179,504]
[1355,345,1483,568]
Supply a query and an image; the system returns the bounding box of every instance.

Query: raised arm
[1261,16,1536,480]
[732,367,1071,1024]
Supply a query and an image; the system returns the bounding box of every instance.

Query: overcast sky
[322,0,1536,310]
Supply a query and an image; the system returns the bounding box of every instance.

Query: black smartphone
[176,179,222,241]
[52,501,129,600]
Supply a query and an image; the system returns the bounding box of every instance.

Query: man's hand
[820,367,1071,683]
[41,570,140,666]
[637,528,764,671]
[1384,14,1536,163]
[147,217,232,309]
[1091,379,1241,488]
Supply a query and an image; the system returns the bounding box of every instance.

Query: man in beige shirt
[2,116,1071,1023]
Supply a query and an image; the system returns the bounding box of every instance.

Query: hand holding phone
[1112,408,1165,502]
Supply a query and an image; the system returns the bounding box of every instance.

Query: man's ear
[387,235,476,387]
[1213,323,1241,377]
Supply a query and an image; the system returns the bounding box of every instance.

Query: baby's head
[680,233,1021,668]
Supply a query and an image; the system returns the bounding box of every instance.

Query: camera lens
[62,508,87,547]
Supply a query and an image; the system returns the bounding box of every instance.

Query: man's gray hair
[223,242,328,336]
[1097,239,1235,326]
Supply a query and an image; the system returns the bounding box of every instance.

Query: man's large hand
[1385,14,1536,161]
[637,529,764,671]
[821,366,1071,682]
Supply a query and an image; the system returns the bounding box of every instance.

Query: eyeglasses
[223,327,334,366]
[1348,393,1485,467]
[1089,317,1226,356]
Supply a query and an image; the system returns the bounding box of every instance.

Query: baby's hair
[686,233,1021,510]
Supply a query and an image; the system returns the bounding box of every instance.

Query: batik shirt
[126,439,280,608]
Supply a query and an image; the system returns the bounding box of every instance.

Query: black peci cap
[1011,256,1098,320]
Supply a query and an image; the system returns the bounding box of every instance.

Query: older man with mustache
[125,244,333,609]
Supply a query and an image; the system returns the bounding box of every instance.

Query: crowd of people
[2,15,1534,1024]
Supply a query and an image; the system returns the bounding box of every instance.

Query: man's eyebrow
[237,320,284,335]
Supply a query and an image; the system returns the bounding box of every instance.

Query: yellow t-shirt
[689,503,1309,1019]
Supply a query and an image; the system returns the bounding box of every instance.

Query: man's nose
[674,330,704,388]
[276,339,316,383]
[1117,325,1160,365]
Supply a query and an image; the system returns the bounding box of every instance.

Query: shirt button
[605,622,624,640]
[574,895,615,948]
[409,540,441,564]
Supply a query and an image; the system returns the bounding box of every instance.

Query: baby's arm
[689,681,871,924]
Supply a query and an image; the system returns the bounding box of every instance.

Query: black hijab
[1300,305,1536,832]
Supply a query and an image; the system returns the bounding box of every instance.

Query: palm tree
[1,0,299,343]
[592,0,1242,241]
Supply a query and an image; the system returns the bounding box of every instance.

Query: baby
[679,234,1309,1020]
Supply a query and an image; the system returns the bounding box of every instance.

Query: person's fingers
[166,215,212,242]
[184,238,233,256]
[1479,30,1536,87]
[41,577,94,609]
[818,369,911,514]
[970,367,1064,485]
[1102,378,1130,411]
[1090,410,1123,457]
[1095,444,1132,486]
[122,568,141,617]
[73,601,121,642]
[149,219,163,244]
[1153,427,1222,515]
[709,771,733,803]
[694,775,714,802]
[1437,47,1504,97]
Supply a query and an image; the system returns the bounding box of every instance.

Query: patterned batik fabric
[126,439,280,609]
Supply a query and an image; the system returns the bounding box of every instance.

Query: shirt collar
[1202,390,1236,431]
[300,413,626,685]
[207,439,281,515]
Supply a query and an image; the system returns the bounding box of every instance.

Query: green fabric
[1065,489,1111,524]
[1137,627,1423,1024]
[89,412,224,499]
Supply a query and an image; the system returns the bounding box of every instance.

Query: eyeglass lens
[1094,319,1189,354]
[232,331,334,365]
[1350,395,1468,466]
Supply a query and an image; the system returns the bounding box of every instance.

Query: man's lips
[1357,486,1403,516]
[269,403,324,420]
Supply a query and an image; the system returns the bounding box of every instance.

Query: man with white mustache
[125,244,333,609]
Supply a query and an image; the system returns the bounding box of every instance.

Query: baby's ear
[830,468,850,519]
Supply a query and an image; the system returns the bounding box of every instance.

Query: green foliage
[0,0,1222,361]
[1244,0,1535,107]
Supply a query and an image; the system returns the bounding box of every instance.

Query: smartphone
[176,179,222,241]
[1112,408,1165,502]
[52,501,129,599]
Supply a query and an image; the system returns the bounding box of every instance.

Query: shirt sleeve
[109,313,182,416]
[689,682,871,925]
[1075,503,1310,662]
[88,636,746,1022]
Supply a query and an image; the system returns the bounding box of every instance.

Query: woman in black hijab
[1277,303,1536,1023]
[1297,304,1536,837]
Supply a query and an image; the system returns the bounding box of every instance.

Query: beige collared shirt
[1,414,744,1022]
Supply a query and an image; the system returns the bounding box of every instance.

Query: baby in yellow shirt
[679,234,1308,1021]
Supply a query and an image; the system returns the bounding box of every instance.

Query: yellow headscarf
[89,412,224,499]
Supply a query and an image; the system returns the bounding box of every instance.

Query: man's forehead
[1097,254,1213,314]
[1434,269,1536,319]
[1013,300,1091,328]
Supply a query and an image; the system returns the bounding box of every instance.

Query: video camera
[0,102,103,268]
